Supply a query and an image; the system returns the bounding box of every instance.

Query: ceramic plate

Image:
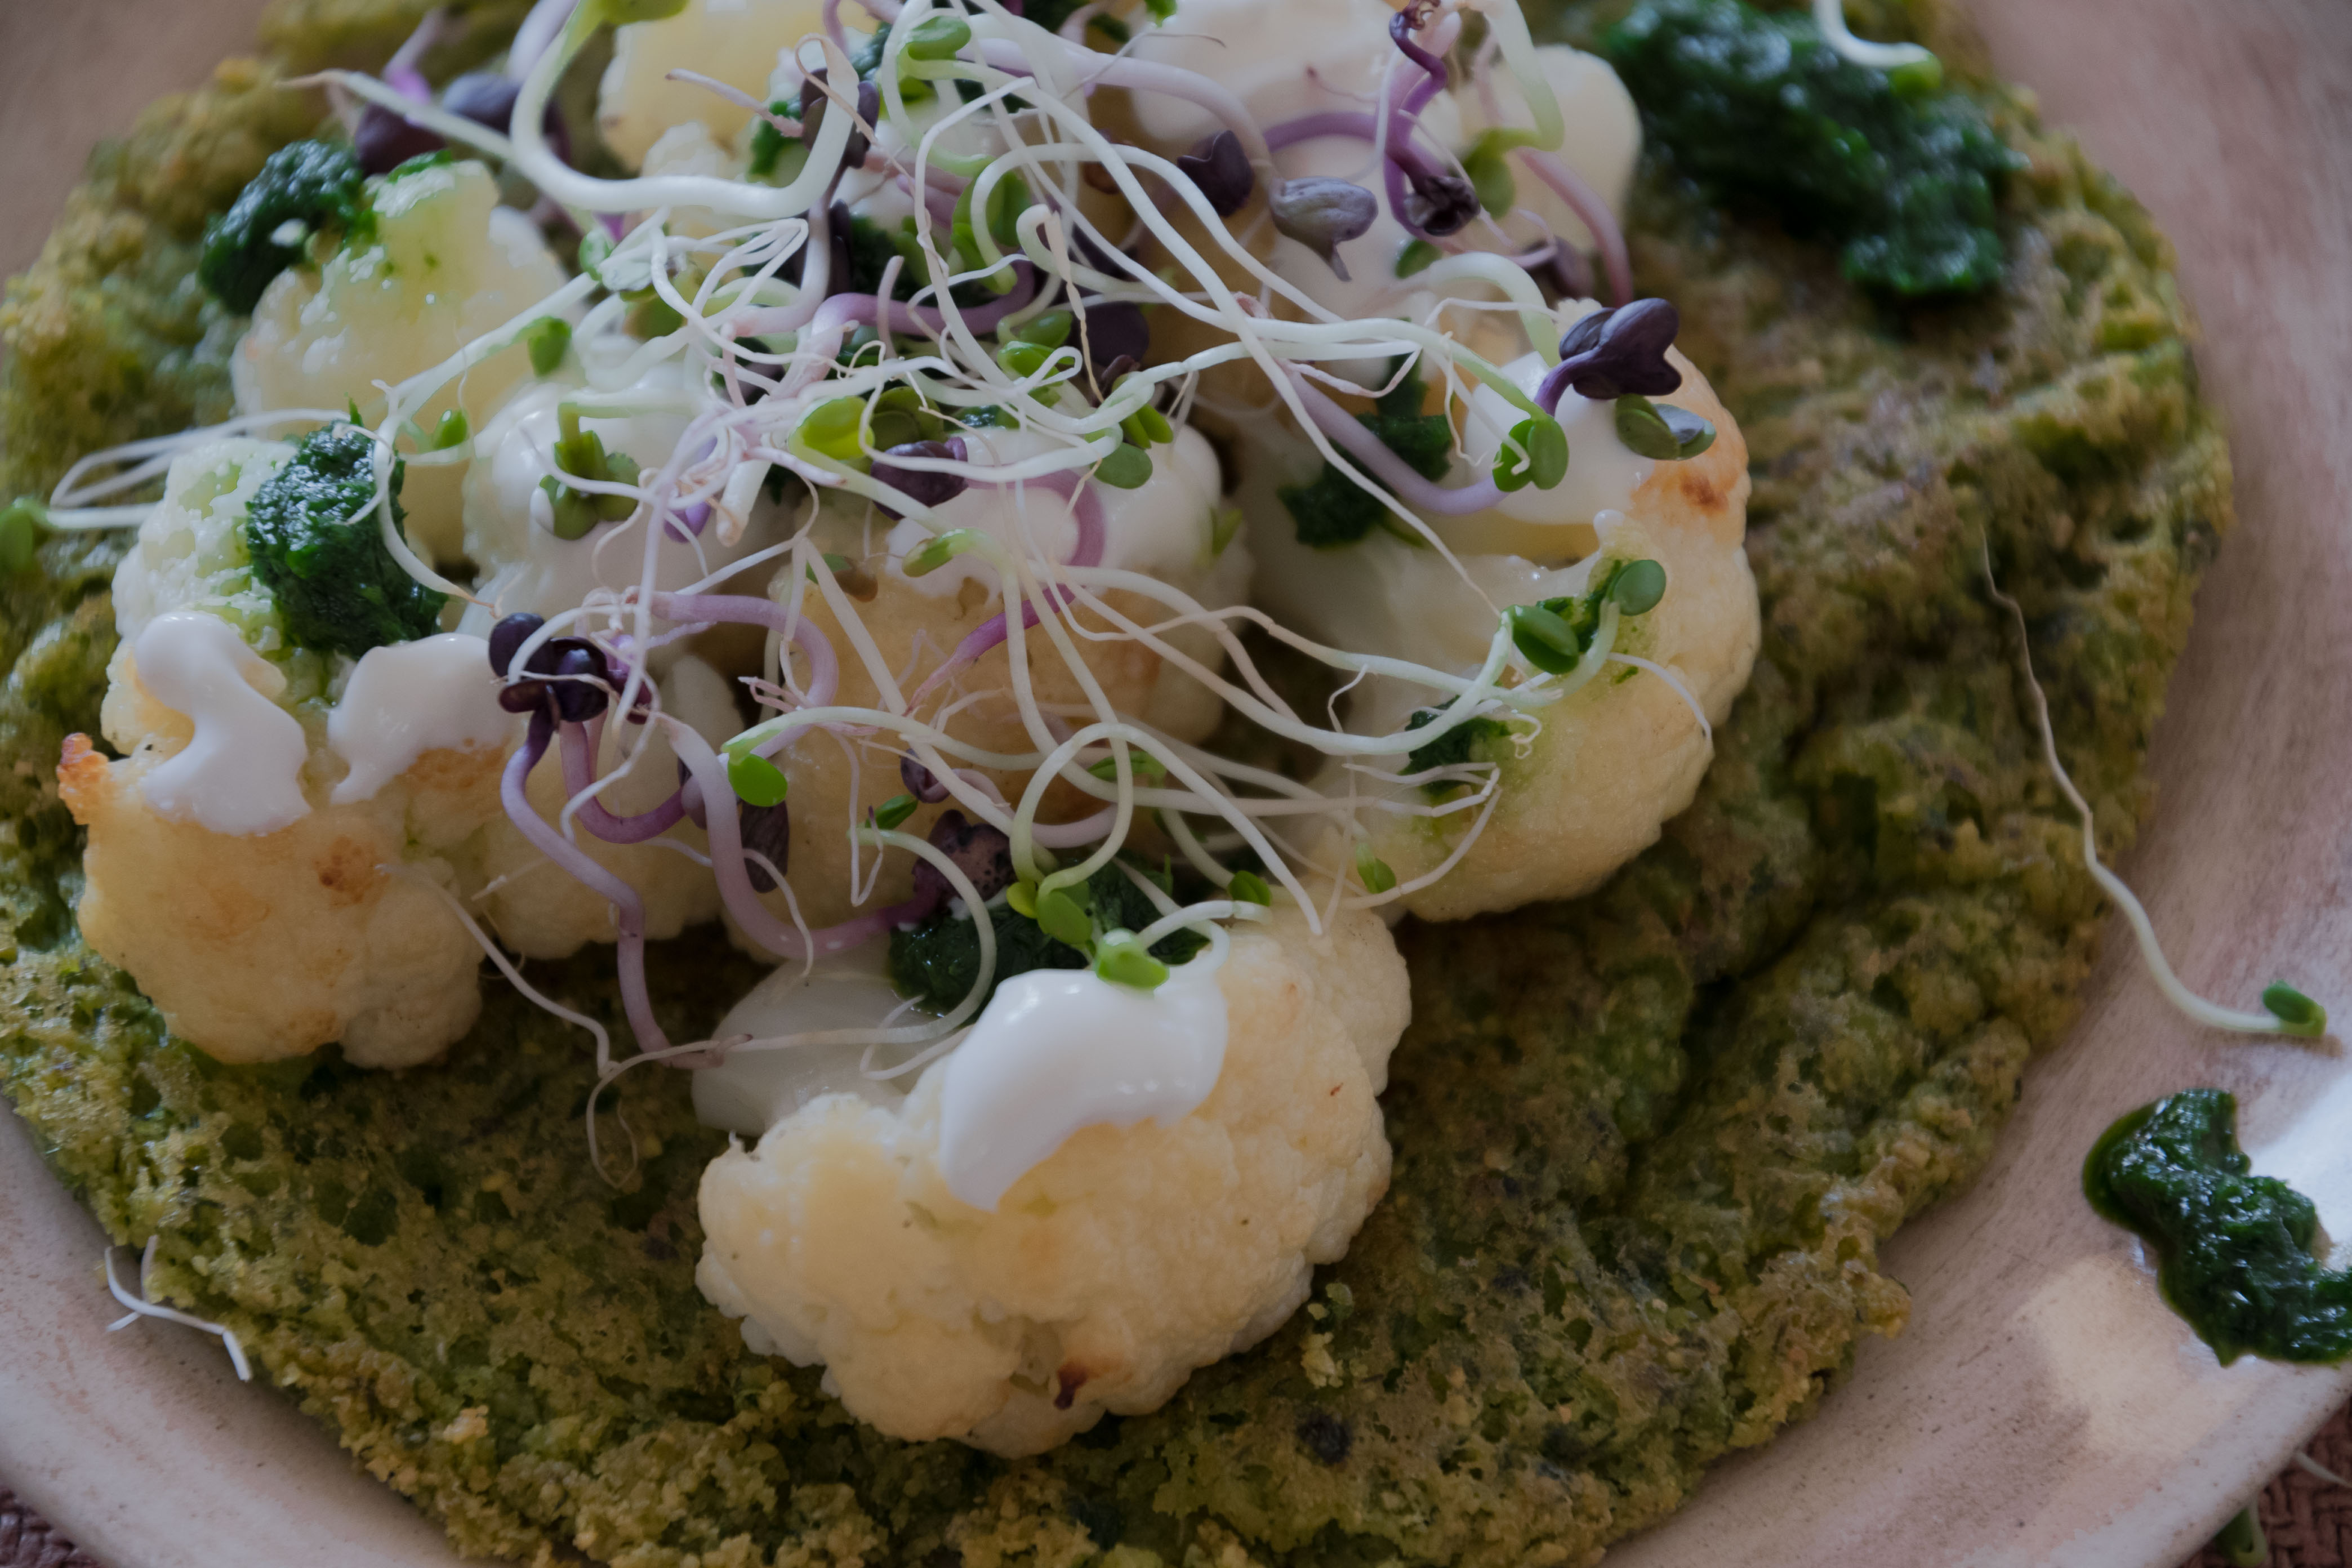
[3,1,2349,1563]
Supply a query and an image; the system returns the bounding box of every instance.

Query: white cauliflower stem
[694,903,1410,1455]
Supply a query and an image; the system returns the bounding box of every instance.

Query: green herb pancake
[0,0,2224,1562]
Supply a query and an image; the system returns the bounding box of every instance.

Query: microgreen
[1492,415,1569,493]
[1176,130,1254,217]
[524,317,572,376]
[1034,884,1094,947]
[728,752,791,808]
[1396,239,1441,278]
[1228,870,1272,906]
[1094,929,1169,991]
[1095,441,1154,489]
[2262,983,2329,1038]
[1505,602,1582,675]
[872,794,920,832]
[903,528,985,578]
[1355,844,1398,895]
[1269,177,1379,280]
[426,409,470,451]
[1614,395,1717,461]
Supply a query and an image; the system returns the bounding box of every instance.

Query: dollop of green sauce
[244,425,445,659]
[1605,0,2022,296]
[197,139,369,315]
[2085,1088,2352,1364]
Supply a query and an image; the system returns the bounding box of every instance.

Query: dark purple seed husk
[911,810,1014,905]
[355,104,444,175]
[1402,170,1478,237]
[871,438,970,519]
[740,800,791,892]
[1269,177,1378,280]
[1081,304,1151,381]
[1556,298,1683,400]
[900,754,951,803]
[1175,130,1254,217]
[497,680,551,714]
[489,612,546,678]
[442,72,523,133]
[549,645,610,721]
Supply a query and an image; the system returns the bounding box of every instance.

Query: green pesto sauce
[0,1,2234,1563]
[1605,0,2021,295]
[2086,1089,2352,1364]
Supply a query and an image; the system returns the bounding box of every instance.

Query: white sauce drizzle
[936,956,1230,1211]
[131,611,311,836]
[327,633,516,805]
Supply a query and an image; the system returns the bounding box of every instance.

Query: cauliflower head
[694,902,1410,1456]
[456,653,741,959]
[61,438,514,1067]
[233,157,568,567]
[598,0,827,170]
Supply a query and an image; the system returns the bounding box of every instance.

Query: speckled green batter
[0,1,2225,1563]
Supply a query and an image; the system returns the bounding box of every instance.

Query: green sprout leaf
[1034,884,1094,947]
[728,752,790,808]
[1354,844,1397,896]
[1210,506,1242,556]
[524,316,572,376]
[1460,129,1519,219]
[904,12,972,60]
[1395,238,1441,278]
[1614,394,1717,460]
[426,409,470,451]
[1142,0,1178,21]
[1095,441,1154,489]
[1493,415,1569,492]
[1006,879,1040,918]
[1094,929,1170,990]
[1228,870,1272,906]
[903,527,983,578]
[800,397,869,462]
[1088,750,1167,783]
[2262,983,2328,1037]
[998,340,1052,379]
[872,793,919,831]
[1505,602,1583,675]
[1609,557,1668,616]
[1012,309,1073,349]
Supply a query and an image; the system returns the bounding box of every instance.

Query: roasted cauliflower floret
[746,426,1242,934]
[60,438,514,1067]
[232,157,568,567]
[597,0,827,171]
[457,653,742,959]
[694,903,1409,1455]
[1248,324,1759,920]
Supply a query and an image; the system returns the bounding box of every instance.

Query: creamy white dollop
[132,612,311,836]
[326,634,516,805]
[884,426,1224,600]
[693,945,910,1135]
[936,956,1231,1211]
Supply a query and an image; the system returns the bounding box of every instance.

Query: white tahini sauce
[936,956,1230,1211]
[132,612,311,836]
[327,633,516,805]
